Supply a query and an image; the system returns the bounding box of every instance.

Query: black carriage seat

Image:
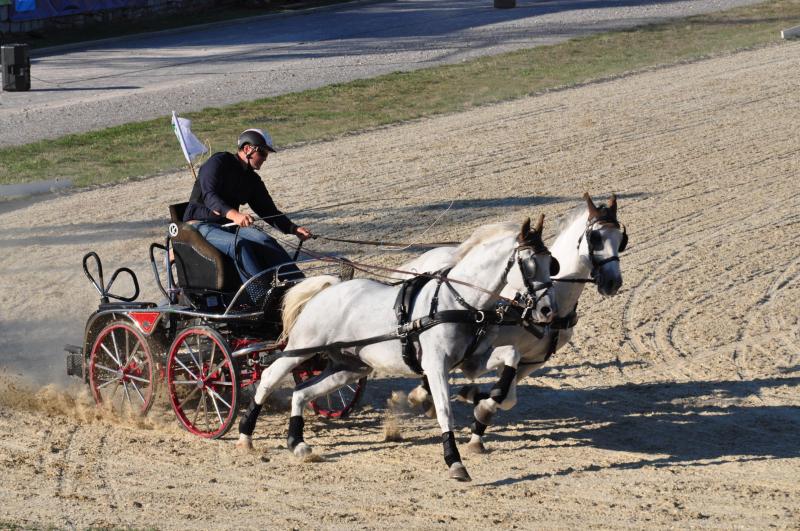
[169,202,241,293]
[168,203,285,322]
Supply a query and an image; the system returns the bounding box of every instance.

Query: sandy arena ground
[1,41,799,529]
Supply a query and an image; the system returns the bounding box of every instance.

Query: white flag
[171,111,208,164]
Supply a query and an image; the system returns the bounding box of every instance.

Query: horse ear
[584,192,599,219]
[519,217,531,241]
[533,213,544,234]
[609,193,618,215]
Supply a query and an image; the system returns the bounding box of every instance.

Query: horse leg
[410,348,493,415]
[453,347,493,406]
[422,358,470,482]
[468,346,521,454]
[236,354,313,451]
[287,362,371,458]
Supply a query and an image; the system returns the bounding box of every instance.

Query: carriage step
[64,344,84,378]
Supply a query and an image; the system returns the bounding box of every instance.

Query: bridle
[497,237,558,319]
[426,239,557,323]
[557,214,627,285]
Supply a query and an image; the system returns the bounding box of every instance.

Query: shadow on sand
[294,374,799,483]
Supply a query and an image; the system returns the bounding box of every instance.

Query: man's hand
[295,226,313,241]
[227,209,253,227]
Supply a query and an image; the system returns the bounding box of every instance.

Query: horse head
[514,214,559,323]
[582,192,626,296]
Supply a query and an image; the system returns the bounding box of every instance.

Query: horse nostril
[541,306,551,316]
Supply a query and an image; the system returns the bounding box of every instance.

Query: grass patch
[1,0,799,187]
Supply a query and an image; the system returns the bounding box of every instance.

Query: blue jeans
[195,223,304,283]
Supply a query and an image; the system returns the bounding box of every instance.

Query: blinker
[618,226,628,253]
[550,257,560,277]
[589,231,603,251]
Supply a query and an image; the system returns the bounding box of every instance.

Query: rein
[313,234,460,249]
[282,238,532,310]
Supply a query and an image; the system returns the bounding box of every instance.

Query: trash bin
[2,43,31,92]
[494,0,516,7]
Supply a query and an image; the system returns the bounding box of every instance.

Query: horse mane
[454,221,518,262]
[554,204,589,236]
[280,275,341,342]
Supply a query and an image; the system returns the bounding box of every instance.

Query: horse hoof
[235,435,254,452]
[456,385,478,404]
[449,462,472,482]
[292,442,312,458]
[466,440,488,454]
[474,399,496,425]
[423,401,436,418]
[407,386,429,409]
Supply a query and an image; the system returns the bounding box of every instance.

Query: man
[183,128,312,283]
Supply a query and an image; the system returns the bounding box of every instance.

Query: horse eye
[589,231,603,250]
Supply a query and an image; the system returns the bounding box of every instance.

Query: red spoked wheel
[166,327,239,439]
[292,357,366,419]
[88,321,156,416]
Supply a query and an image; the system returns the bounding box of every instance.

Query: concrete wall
[0,0,237,36]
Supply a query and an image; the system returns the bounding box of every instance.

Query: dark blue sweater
[183,152,296,234]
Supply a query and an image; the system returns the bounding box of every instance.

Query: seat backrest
[169,202,189,223]
[169,203,241,292]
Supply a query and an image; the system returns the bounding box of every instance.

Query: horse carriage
[64,192,626,481]
[64,202,366,438]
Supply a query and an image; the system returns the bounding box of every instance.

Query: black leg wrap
[287,415,305,450]
[238,398,263,436]
[473,391,489,407]
[471,419,488,436]
[489,365,517,404]
[442,431,462,467]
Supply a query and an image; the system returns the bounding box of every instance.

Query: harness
[544,304,579,360]
[233,241,552,372]
[232,269,501,368]
[394,267,498,374]
[500,299,579,361]
[394,273,433,373]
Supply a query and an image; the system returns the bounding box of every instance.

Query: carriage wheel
[166,327,239,439]
[292,358,366,419]
[88,321,156,416]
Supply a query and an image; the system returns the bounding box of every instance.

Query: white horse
[400,193,627,452]
[237,216,558,481]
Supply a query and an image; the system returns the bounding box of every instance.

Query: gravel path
[0,40,798,529]
[0,0,768,147]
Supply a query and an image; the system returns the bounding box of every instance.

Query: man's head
[237,128,276,170]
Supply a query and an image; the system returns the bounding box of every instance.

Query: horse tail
[280,275,341,342]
